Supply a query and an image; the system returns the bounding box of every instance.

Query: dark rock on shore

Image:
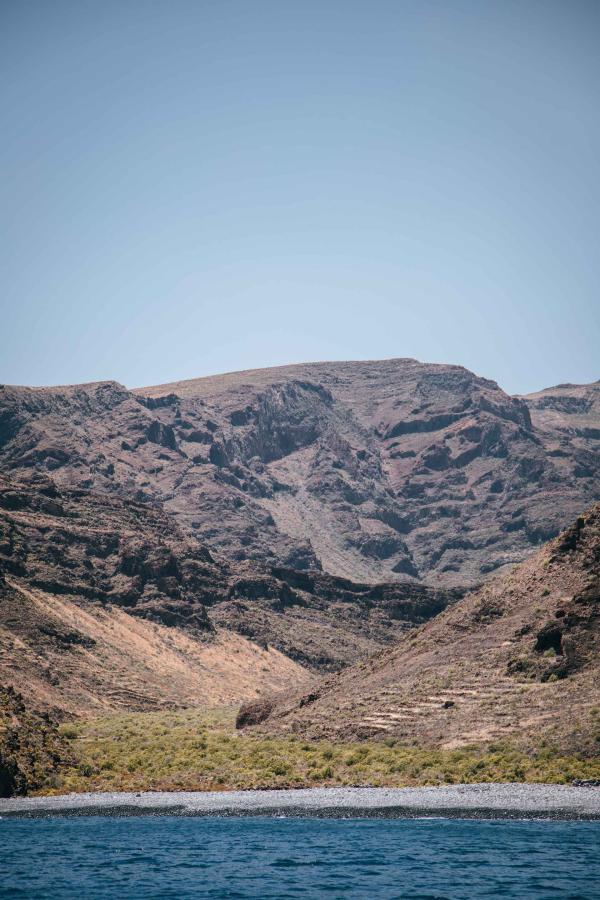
[0,686,70,797]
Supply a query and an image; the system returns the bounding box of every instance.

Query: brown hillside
[255,504,600,755]
[0,580,311,717]
[0,474,456,714]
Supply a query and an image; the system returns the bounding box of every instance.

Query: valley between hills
[0,358,598,796]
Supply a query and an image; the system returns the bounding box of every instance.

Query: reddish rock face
[1,360,597,588]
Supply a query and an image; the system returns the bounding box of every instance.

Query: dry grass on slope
[0,581,312,718]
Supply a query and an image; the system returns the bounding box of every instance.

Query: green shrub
[51,707,600,796]
[58,724,78,740]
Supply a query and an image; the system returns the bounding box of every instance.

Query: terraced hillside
[253,504,600,755]
[1,359,597,724]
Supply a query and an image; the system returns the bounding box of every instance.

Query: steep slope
[1,360,597,587]
[254,504,600,755]
[0,473,456,715]
[0,580,311,717]
[523,380,600,443]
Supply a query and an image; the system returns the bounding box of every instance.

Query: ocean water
[1,816,599,899]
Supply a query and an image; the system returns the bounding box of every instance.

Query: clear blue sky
[2,0,598,395]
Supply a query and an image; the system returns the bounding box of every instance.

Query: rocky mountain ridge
[1,359,598,587]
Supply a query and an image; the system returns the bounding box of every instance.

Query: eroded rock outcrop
[0,473,459,689]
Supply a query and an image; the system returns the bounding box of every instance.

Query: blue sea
[1,816,599,899]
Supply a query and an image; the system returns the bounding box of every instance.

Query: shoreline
[2,784,600,820]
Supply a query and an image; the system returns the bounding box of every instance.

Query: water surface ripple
[1,816,599,899]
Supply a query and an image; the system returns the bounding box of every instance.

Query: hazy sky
[2,0,599,395]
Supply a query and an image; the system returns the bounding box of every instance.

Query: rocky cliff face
[0,686,70,796]
[253,503,600,755]
[1,360,597,587]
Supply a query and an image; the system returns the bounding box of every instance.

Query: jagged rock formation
[0,359,597,723]
[1,360,597,587]
[254,505,600,755]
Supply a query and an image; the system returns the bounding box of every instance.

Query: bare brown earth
[254,504,600,755]
[1,360,598,588]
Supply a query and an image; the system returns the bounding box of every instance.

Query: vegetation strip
[39,708,600,795]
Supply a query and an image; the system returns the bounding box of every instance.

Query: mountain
[1,359,597,719]
[1,360,598,589]
[251,504,600,755]
[0,473,456,715]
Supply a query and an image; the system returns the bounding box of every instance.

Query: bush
[235,698,274,729]
[58,724,79,740]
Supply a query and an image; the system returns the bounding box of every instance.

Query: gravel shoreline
[1,784,600,820]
